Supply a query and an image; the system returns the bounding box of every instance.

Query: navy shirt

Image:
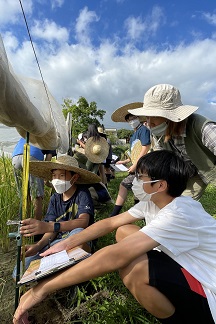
[44,186,94,239]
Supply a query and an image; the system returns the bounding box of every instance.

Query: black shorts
[147,250,214,324]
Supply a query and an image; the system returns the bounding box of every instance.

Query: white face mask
[51,178,72,194]
[129,118,140,129]
[132,177,159,201]
[150,122,168,136]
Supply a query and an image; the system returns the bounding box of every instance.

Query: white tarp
[0,35,68,153]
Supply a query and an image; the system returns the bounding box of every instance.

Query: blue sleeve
[138,126,151,146]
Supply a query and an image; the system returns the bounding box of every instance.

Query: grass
[1,157,216,323]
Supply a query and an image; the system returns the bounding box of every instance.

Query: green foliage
[0,155,20,251]
[117,128,133,140]
[62,97,106,139]
[112,144,130,160]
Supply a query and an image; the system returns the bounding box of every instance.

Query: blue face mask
[150,122,168,136]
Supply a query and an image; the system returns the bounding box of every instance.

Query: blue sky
[1,0,216,140]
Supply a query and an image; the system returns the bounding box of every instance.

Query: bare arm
[40,211,137,256]
[20,214,90,237]
[13,231,159,323]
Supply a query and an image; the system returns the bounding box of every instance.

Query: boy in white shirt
[13,150,215,324]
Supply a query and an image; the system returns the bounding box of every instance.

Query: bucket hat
[85,137,109,163]
[128,84,198,122]
[29,155,101,184]
[111,102,143,122]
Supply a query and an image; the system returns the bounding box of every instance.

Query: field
[0,156,215,323]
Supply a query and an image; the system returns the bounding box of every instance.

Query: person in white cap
[129,84,216,200]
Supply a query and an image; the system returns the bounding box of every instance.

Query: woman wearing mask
[12,155,100,280]
[129,83,216,200]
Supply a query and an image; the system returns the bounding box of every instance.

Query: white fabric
[0,35,68,153]
[128,196,216,322]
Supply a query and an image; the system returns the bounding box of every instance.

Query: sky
[1,0,216,151]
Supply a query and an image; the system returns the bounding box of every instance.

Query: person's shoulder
[76,185,91,196]
[139,124,150,134]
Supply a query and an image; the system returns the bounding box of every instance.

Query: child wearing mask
[12,155,100,281]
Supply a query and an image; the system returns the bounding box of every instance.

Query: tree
[62,97,106,139]
[117,129,133,141]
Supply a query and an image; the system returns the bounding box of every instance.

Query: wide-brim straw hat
[85,137,109,163]
[128,84,198,122]
[111,102,144,122]
[29,155,101,184]
[131,140,142,164]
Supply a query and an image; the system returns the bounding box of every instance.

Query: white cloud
[203,12,216,26]
[125,16,146,40]
[51,0,64,10]
[31,19,69,43]
[75,6,99,44]
[148,5,165,33]
[1,4,216,130]
[124,6,165,43]
[0,0,33,25]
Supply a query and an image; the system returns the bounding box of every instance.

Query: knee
[116,224,140,242]
[119,257,149,290]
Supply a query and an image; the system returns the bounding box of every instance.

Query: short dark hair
[136,150,190,197]
[125,113,133,121]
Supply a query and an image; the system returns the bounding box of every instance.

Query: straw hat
[111,102,143,122]
[85,137,109,163]
[29,155,101,184]
[97,126,106,134]
[131,140,142,164]
[128,84,198,122]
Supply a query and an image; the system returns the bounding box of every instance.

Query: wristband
[54,222,61,232]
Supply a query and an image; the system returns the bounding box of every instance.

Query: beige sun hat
[29,155,101,184]
[111,102,144,122]
[131,140,142,164]
[128,84,199,122]
[85,137,109,163]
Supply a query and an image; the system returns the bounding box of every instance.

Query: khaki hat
[111,102,143,122]
[29,155,101,184]
[131,140,142,164]
[85,137,109,163]
[128,84,198,122]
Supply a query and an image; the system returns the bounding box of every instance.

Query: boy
[13,151,216,324]
[13,155,100,280]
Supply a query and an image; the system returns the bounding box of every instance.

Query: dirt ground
[0,241,66,324]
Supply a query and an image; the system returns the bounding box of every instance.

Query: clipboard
[18,247,91,286]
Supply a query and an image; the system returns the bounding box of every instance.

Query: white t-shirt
[128,196,216,322]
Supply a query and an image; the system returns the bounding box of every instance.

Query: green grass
[1,158,216,323]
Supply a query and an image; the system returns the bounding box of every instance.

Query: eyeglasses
[135,173,160,184]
